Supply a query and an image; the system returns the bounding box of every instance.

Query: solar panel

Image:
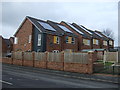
[79,25,93,35]
[38,21,56,31]
[57,24,73,33]
[95,32,103,37]
[66,23,84,35]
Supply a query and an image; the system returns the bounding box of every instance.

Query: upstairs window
[83,39,90,45]
[66,36,75,44]
[93,39,99,45]
[71,37,75,44]
[38,34,41,46]
[14,37,18,44]
[53,36,60,44]
[103,41,107,46]
[28,35,32,43]
[109,40,113,45]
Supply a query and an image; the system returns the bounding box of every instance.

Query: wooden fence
[64,52,89,64]
[105,52,118,62]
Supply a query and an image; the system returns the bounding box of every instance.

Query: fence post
[61,51,64,71]
[45,51,48,69]
[88,51,95,74]
[103,51,107,65]
[11,51,14,64]
[32,52,35,67]
[22,51,24,66]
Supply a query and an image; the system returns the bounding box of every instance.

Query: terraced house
[13,16,78,52]
[13,16,114,52]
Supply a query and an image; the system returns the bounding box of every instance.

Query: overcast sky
[1,0,119,46]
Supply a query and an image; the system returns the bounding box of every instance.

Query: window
[53,36,60,44]
[93,39,99,45]
[103,41,107,46]
[66,36,75,44]
[28,35,32,43]
[71,37,75,44]
[66,36,69,43]
[109,40,113,45]
[83,39,90,45]
[66,36,71,44]
[14,37,18,44]
[38,34,41,46]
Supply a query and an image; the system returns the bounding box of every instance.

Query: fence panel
[97,52,103,60]
[47,52,61,62]
[13,52,22,60]
[35,52,46,61]
[64,52,89,64]
[24,52,33,60]
[105,52,118,62]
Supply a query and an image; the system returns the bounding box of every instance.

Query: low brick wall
[34,60,46,69]
[47,61,64,71]
[2,57,12,64]
[64,63,92,74]
[13,59,23,66]
[23,60,33,67]
[3,51,95,74]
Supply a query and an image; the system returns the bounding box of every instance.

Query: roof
[95,30,113,41]
[47,20,77,37]
[60,21,91,38]
[14,16,77,37]
[72,23,92,39]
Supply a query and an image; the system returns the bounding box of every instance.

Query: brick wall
[13,59,23,66]
[62,35,78,52]
[2,57,12,64]
[2,51,95,74]
[13,19,33,52]
[46,34,62,52]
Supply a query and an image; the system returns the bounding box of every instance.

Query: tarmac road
[1,63,119,88]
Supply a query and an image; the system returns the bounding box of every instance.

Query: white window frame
[38,34,41,46]
[28,35,32,43]
[71,37,75,44]
[96,40,99,45]
[66,36,69,43]
[93,39,99,45]
[14,37,18,44]
[103,41,107,46]
[56,36,60,44]
[109,40,113,45]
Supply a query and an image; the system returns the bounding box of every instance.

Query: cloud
[1,2,118,46]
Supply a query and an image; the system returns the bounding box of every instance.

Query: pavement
[1,63,120,88]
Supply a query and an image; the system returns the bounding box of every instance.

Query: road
[2,63,119,88]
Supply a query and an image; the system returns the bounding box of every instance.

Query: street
[2,63,119,88]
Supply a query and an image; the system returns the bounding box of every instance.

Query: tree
[102,28,114,40]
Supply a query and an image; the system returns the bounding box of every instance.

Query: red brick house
[71,23,102,49]
[0,36,14,56]
[13,16,114,52]
[95,30,114,49]
[60,21,92,51]
[13,16,78,52]
[47,20,78,52]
